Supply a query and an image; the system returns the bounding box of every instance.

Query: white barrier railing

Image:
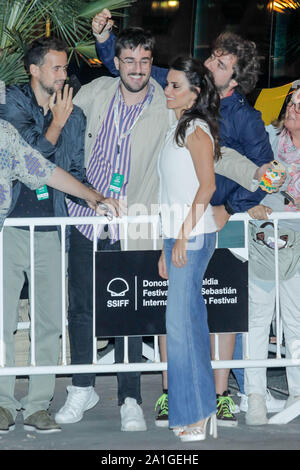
[1,212,300,380]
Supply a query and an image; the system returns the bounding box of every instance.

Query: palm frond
[78,0,136,18]
[0,0,134,85]
[0,50,28,85]
[73,43,98,60]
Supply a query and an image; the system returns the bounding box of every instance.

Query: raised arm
[6,120,102,212]
[215,147,282,193]
[215,148,258,191]
[92,9,168,88]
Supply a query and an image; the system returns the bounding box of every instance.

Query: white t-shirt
[158,118,217,238]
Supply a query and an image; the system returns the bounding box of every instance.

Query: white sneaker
[238,389,286,413]
[120,397,147,432]
[55,385,99,424]
[246,393,268,425]
[237,392,248,412]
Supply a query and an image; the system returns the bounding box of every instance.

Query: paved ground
[1,365,299,454]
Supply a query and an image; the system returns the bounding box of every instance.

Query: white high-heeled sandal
[172,426,186,437]
[179,414,217,442]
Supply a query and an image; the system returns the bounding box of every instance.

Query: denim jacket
[0,83,87,248]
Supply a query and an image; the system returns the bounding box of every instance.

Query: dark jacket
[212,91,274,212]
[96,37,274,213]
[0,83,87,247]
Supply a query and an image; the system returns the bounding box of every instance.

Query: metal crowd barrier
[1,212,300,388]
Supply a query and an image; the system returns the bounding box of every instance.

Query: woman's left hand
[248,204,272,220]
[172,237,188,268]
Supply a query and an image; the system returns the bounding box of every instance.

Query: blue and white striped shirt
[68,82,154,242]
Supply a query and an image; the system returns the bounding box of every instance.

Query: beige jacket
[74,76,170,250]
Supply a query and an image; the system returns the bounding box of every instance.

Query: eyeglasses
[287,100,300,114]
[118,57,152,69]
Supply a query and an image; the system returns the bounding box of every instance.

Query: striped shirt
[68,82,154,242]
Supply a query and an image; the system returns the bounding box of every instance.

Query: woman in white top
[157,57,220,442]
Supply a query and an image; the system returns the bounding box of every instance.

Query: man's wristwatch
[224,202,235,215]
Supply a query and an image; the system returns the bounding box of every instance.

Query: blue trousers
[164,233,217,427]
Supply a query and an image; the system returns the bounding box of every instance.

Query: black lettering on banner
[95,249,248,337]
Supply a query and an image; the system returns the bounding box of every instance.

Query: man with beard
[54,27,170,432]
[0,37,87,433]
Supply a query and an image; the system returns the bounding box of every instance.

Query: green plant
[0,0,135,85]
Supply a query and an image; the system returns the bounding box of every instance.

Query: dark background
[75,0,300,94]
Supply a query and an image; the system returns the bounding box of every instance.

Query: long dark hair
[171,56,221,161]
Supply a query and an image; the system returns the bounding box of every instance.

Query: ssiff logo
[107,278,129,307]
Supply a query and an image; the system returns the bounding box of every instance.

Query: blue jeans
[164,233,217,427]
[68,226,142,405]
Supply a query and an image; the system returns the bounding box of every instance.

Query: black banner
[95,250,167,337]
[205,249,248,333]
[95,249,248,337]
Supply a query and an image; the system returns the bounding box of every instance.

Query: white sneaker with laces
[120,397,147,431]
[238,389,286,413]
[55,385,99,424]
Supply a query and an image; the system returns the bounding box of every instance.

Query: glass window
[120,0,299,87]
[122,0,196,66]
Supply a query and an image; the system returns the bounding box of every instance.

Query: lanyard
[113,84,153,159]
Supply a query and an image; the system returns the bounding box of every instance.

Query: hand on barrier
[248,204,273,220]
[96,197,127,219]
[85,188,104,212]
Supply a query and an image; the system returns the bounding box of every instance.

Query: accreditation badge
[35,185,49,200]
[109,173,124,194]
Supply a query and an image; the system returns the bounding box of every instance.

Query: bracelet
[224,201,235,215]
[92,25,112,40]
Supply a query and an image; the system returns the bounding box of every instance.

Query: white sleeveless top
[158,118,217,238]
